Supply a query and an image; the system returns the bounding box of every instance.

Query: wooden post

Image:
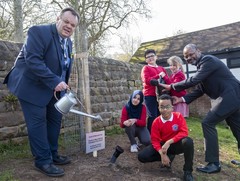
[75,52,92,133]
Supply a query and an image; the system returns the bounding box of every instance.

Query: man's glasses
[159,105,173,110]
[146,54,155,59]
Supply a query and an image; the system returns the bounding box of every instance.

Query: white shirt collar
[161,113,173,123]
[147,64,158,67]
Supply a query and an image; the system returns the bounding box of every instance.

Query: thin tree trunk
[78,23,92,133]
[13,0,23,42]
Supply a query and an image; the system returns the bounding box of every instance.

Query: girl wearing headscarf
[120,90,151,152]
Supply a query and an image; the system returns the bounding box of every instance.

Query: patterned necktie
[60,38,69,69]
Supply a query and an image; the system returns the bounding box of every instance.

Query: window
[227,58,240,68]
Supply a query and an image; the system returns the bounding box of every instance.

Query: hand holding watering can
[55,81,70,92]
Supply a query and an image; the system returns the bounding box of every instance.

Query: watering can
[54,91,103,121]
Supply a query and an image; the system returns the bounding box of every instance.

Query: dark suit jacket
[4,24,73,107]
[173,55,240,117]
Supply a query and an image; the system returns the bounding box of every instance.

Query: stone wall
[0,40,211,142]
[0,40,27,143]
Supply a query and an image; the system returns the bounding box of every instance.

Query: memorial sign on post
[86,130,105,154]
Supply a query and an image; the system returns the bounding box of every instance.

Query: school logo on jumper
[172,124,178,131]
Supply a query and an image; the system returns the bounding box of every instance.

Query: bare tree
[51,0,151,52]
[1,0,151,54]
[118,32,142,61]
[0,1,14,40]
[0,0,57,42]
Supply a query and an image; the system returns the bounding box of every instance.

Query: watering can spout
[69,109,103,121]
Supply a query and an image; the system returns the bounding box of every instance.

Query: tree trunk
[13,0,23,43]
[79,23,92,133]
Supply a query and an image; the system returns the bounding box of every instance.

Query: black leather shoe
[196,163,221,174]
[231,159,240,165]
[53,155,71,165]
[35,163,64,177]
[183,171,193,181]
[159,164,171,172]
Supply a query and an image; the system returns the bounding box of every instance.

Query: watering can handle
[54,87,71,101]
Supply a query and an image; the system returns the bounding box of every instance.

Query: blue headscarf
[125,90,144,119]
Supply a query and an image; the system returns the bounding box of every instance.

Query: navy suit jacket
[174,55,240,117]
[4,24,73,107]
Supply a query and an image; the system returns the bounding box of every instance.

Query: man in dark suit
[3,7,79,177]
[160,44,240,174]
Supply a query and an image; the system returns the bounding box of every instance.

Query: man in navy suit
[3,7,79,177]
[160,44,240,174]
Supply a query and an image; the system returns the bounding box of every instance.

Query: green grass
[0,140,31,162]
[186,117,240,180]
[186,117,239,159]
[0,170,19,181]
[0,126,124,161]
[1,117,236,161]
[0,141,30,181]
[0,117,239,180]
[105,125,125,136]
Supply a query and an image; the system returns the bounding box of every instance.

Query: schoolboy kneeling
[138,94,194,181]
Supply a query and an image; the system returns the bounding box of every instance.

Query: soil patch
[1,134,240,181]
